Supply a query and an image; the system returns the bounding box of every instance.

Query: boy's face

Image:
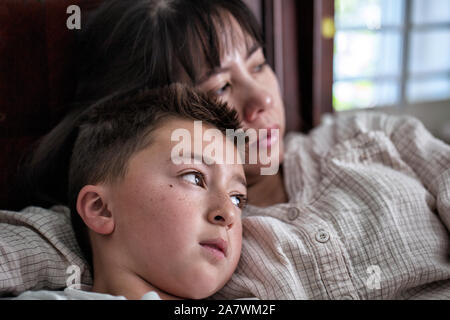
[104,118,245,299]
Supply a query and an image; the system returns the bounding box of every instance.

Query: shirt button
[287,207,300,220]
[315,229,330,243]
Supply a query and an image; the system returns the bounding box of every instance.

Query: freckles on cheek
[136,180,168,199]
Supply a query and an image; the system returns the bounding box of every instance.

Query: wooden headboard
[0,0,102,210]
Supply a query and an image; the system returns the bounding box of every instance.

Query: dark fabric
[0,0,101,210]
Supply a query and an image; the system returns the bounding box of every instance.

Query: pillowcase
[0,206,92,296]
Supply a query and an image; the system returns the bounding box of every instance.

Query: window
[333,0,450,111]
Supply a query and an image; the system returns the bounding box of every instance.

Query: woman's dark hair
[16,0,261,210]
[75,0,263,106]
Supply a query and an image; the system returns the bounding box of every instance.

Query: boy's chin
[169,271,231,300]
[178,282,224,300]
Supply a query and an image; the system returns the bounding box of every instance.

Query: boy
[14,84,247,300]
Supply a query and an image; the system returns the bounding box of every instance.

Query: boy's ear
[76,185,114,235]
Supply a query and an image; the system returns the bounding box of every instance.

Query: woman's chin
[244,146,284,180]
[244,162,282,181]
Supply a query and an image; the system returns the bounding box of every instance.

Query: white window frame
[333,0,450,109]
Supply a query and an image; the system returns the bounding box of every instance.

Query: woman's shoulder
[284,112,418,156]
[0,206,92,296]
[283,131,307,152]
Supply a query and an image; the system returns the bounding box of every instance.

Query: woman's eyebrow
[246,43,261,59]
[197,64,231,85]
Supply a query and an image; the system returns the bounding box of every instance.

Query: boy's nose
[207,202,236,230]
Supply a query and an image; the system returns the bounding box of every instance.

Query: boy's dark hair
[67,84,240,265]
[75,0,263,106]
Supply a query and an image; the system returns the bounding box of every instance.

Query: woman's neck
[246,169,288,208]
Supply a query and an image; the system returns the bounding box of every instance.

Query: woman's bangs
[171,4,262,85]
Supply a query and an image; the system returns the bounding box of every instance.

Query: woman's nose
[207,201,236,230]
[242,86,274,124]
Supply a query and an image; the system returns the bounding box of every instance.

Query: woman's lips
[259,128,279,148]
[248,125,280,149]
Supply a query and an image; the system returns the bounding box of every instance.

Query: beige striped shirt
[213,112,450,299]
[1,112,449,299]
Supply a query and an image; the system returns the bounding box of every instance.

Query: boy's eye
[182,172,206,188]
[230,194,248,210]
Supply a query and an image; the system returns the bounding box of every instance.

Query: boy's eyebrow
[232,173,247,189]
[170,152,221,167]
[196,43,261,85]
[191,152,247,189]
[169,152,247,188]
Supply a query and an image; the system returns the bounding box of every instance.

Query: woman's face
[196,21,286,180]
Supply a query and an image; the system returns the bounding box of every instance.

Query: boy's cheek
[231,223,243,255]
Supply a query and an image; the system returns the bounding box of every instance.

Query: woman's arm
[322,112,450,230]
[0,206,92,296]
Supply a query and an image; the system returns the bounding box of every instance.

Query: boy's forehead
[159,118,235,148]
[154,118,244,168]
[154,117,212,137]
[152,118,226,151]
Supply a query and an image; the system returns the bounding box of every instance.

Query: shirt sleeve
[329,112,450,231]
[0,206,92,296]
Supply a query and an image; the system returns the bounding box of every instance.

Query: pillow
[0,206,92,296]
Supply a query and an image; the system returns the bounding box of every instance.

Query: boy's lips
[199,238,228,259]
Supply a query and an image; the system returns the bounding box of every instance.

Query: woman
[7,0,450,299]
[73,0,288,208]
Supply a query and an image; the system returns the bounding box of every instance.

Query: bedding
[1,113,449,299]
[5,286,160,300]
[212,112,450,299]
[0,206,91,296]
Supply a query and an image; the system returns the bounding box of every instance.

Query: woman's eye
[182,172,206,188]
[214,83,231,96]
[252,61,267,73]
[230,194,248,209]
